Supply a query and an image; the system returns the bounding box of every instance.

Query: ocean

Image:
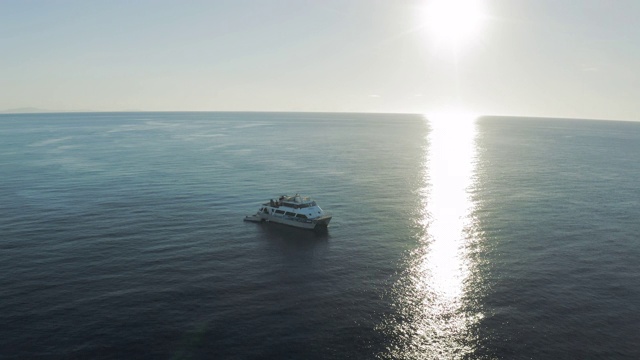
[1,112,639,359]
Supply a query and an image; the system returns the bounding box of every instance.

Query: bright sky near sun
[1,0,639,120]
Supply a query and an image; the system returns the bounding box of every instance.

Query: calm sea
[1,112,639,359]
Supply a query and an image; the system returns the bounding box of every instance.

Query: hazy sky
[1,0,639,120]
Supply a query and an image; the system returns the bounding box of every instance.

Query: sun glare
[420,0,486,54]
[382,109,481,358]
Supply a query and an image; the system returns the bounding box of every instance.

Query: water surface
[1,112,639,359]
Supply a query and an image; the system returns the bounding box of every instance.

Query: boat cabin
[259,194,323,220]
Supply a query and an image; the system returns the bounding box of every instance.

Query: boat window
[295,214,308,219]
[275,210,285,214]
[285,212,295,216]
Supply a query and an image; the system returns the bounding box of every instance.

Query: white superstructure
[244,194,332,230]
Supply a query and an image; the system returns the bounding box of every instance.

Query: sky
[1,0,639,120]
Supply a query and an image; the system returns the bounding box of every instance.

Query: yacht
[244,194,332,230]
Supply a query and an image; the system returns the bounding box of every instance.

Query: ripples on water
[1,112,639,359]
[378,112,484,359]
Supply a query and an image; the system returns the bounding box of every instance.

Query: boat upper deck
[263,194,318,209]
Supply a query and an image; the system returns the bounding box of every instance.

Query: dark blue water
[1,112,639,359]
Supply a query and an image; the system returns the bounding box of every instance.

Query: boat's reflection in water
[381,111,482,359]
[257,221,330,251]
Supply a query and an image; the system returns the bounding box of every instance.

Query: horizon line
[0,108,637,123]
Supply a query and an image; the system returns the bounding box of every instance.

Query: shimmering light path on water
[380,112,482,359]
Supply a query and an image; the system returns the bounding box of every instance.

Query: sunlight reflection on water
[380,111,482,359]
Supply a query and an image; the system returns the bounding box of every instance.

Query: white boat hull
[258,213,331,230]
[245,194,331,231]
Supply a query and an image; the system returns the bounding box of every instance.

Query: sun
[419,0,487,54]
